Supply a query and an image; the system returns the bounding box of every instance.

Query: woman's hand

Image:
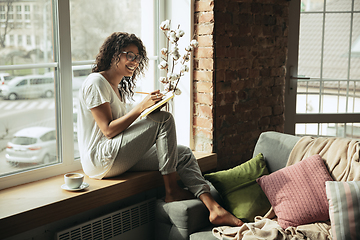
[140,90,164,111]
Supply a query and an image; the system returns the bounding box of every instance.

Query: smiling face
[113,44,139,77]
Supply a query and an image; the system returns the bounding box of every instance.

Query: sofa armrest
[155,183,222,240]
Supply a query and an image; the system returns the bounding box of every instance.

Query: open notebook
[140,91,175,119]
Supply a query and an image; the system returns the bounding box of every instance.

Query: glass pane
[298,13,323,78]
[301,0,324,12]
[326,0,352,12]
[355,0,360,11]
[350,13,360,79]
[296,123,360,138]
[296,93,320,113]
[0,68,58,177]
[323,13,351,79]
[297,80,320,113]
[0,0,54,65]
[345,123,360,139]
[70,0,155,61]
[0,0,57,177]
[295,123,319,135]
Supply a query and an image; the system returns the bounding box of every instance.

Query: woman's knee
[177,144,192,155]
[148,111,174,123]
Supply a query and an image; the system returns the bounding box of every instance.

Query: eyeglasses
[121,51,142,63]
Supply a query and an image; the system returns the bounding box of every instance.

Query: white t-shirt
[77,73,126,179]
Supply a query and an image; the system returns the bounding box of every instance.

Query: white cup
[64,173,84,189]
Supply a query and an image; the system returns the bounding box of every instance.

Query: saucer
[61,182,89,191]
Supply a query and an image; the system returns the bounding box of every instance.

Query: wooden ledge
[0,152,217,239]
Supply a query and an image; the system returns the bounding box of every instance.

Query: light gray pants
[104,111,210,198]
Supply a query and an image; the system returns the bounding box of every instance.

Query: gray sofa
[155,131,301,240]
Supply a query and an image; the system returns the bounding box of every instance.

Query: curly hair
[92,32,149,101]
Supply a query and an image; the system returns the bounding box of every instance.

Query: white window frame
[285,0,360,136]
[0,0,193,190]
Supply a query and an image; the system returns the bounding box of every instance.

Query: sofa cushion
[256,154,333,229]
[204,153,271,222]
[326,181,360,240]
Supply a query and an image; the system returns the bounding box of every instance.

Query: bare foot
[165,187,195,203]
[209,205,243,227]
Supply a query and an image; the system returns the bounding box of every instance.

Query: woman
[77,32,243,227]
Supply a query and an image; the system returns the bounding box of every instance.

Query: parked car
[0,73,14,85]
[0,74,54,100]
[6,126,57,166]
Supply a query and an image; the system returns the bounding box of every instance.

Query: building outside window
[26,35,31,45]
[17,34,22,46]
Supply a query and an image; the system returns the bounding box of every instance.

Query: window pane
[350,13,360,79]
[0,68,59,177]
[295,123,319,135]
[326,0,352,12]
[70,0,155,61]
[0,0,54,65]
[355,0,360,11]
[297,80,320,113]
[0,0,58,177]
[298,13,323,78]
[296,123,360,139]
[301,0,324,12]
[323,13,351,79]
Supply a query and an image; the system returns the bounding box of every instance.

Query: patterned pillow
[256,154,333,229]
[326,181,360,240]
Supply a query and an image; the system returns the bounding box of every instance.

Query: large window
[0,0,166,190]
[286,0,360,138]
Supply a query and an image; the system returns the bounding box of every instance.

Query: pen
[135,91,150,95]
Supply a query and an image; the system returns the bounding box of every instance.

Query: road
[0,97,78,176]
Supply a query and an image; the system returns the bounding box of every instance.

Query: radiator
[56,198,156,240]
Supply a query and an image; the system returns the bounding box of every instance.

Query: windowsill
[0,152,217,239]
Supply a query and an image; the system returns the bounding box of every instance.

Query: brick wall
[193,0,289,169]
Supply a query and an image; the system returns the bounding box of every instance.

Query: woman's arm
[90,90,163,139]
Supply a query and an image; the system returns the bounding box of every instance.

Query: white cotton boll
[159,77,169,84]
[169,31,178,43]
[170,46,180,60]
[158,61,168,69]
[190,39,199,47]
[180,65,189,73]
[185,45,193,52]
[174,88,182,95]
[167,72,173,80]
[176,29,185,38]
[170,36,178,43]
[171,45,179,52]
[169,31,176,38]
[183,54,190,62]
[171,73,180,81]
[172,52,181,61]
[161,48,168,56]
[160,20,170,31]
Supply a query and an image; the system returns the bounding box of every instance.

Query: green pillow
[204,153,271,222]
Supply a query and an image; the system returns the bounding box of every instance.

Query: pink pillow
[256,154,333,229]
